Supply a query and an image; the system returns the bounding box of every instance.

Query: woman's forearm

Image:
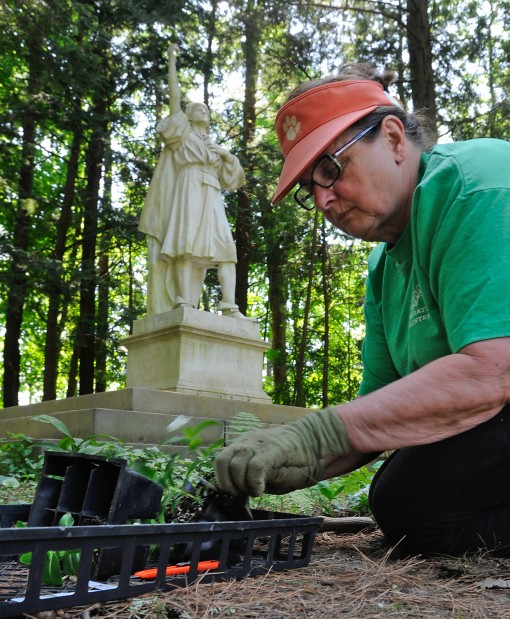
[337,338,510,453]
[321,451,382,479]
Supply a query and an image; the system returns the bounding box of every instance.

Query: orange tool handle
[134,560,220,579]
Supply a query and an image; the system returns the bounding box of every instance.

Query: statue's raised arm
[167,44,181,116]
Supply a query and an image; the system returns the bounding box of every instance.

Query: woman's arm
[338,337,510,452]
[320,451,382,480]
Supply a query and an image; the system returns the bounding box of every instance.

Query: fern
[224,411,266,445]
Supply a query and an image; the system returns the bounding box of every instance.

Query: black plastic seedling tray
[26,451,164,579]
[0,507,322,618]
[29,452,164,528]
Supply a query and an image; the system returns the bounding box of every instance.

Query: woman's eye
[315,157,340,184]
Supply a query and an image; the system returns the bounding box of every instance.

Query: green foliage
[31,415,129,456]
[140,417,225,522]
[0,432,42,482]
[310,461,384,515]
[224,411,265,444]
[251,462,382,518]
[4,412,383,527]
[18,513,81,586]
[11,414,226,525]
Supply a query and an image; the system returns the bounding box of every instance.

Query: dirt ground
[27,527,510,619]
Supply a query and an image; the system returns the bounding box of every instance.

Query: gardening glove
[215,407,352,497]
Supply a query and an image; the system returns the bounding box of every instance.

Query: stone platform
[0,388,308,447]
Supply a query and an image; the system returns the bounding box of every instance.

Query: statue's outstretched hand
[214,408,353,496]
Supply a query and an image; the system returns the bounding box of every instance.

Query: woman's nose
[313,184,335,210]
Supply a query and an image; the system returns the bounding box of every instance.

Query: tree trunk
[66,337,79,399]
[77,98,108,395]
[406,0,438,139]
[235,0,260,315]
[203,0,218,107]
[267,234,290,404]
[2,36,40,407]
[43,125,82,401]
[95,137,112,393]
[95,252,109,393]
[320,219,330,408]
[294,210,320,408]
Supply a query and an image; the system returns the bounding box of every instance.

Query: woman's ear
[380,116,407,163]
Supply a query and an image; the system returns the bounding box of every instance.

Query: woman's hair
[286,63,436,151]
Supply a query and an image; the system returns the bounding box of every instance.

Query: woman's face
[302,117,420,244]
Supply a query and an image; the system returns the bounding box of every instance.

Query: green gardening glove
[214,407,352,496]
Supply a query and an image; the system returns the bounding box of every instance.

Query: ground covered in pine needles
[24,528,510,619]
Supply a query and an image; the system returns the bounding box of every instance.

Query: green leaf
[43,551,63,586]
[19,552,32,566]
[62,550,81,576]
[58,512,75,527]
[33,441,67,452]
[186,437,203,450]
[130,461,158,480]
[32,415,73,439]
[57,437,76,451]
[0,476,20,488]
[185,419,220,437]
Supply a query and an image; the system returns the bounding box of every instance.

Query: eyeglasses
[294,122,381,210]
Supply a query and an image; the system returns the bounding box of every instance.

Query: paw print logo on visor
[283,115,300,141]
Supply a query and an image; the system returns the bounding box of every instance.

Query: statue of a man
[139,44,247,318]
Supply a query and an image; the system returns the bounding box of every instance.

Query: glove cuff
[296,406,352,460]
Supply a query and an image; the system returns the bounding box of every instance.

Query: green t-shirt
[359,139,510,396]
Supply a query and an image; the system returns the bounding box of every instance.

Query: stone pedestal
[0,388,309,448]
[122,307,271,402]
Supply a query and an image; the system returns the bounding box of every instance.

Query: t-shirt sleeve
[358,252,402,396]
[428,187,510,352]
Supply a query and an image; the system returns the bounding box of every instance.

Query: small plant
[18,513,81,586]
[224,411,264,444]
[130,416,225,523]
[32,414,128,456]
[310,460,384,515]
[252,461,383,517]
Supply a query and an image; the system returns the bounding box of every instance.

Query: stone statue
[139,44,247,318]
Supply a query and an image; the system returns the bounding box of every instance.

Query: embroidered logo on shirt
[409,284,431,328]
[411,284,422,309]
[283,115,300,141]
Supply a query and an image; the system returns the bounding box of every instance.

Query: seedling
[17,513,81,586]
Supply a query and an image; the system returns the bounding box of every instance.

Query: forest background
[1,0,508,411]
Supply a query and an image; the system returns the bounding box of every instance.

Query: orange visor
[272,80,397,204]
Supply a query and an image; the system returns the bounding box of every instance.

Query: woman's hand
[215,408,353,496]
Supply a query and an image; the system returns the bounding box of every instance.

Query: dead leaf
[477,577,510,589]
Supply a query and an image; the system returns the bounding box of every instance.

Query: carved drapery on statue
[140,110,243,264]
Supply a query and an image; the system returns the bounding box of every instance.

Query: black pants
[369,403,510,555]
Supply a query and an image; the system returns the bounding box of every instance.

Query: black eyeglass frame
[293,121,382,210]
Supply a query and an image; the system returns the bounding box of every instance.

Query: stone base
[122,307,271,402]
[0,388,308,447]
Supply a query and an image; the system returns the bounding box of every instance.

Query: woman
[139,45,246,317]
[215,64,510,555]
